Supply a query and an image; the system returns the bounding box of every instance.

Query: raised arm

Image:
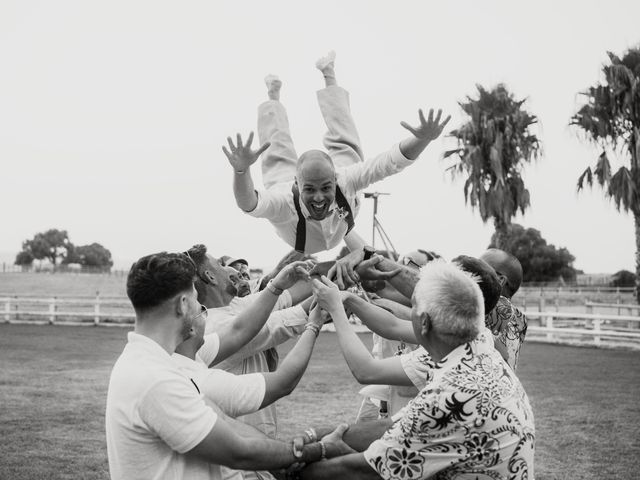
[210,261,312,366]
[398,108,450,160]
[312,277,412,387]
[357,256,420,300]
[340,108,450,195]
[343,292,417,344]
[222,132,270,212]
[260,306,326,407]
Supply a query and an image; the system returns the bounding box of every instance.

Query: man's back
[485,296,528,370]
[364,330,535,479]
[106,332,218,480]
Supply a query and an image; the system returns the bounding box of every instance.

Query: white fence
[3,295,640,349]
[1,295,134,326]
[524,310,640,348]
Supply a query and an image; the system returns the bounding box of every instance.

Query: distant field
[0,272,126,297]
[0,324,638,480]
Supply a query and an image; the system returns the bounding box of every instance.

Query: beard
[225,282,238,297]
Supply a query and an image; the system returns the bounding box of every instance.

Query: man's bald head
[296,150,335,178]
[295,150,337,221]
[480,248,523,298]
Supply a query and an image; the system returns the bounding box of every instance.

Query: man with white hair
[299,262,535,479]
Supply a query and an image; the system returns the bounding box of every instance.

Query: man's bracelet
[304,427,317,443]
[305,323,321,338]
[234,169,246,175]
[266,280,284,296]
[319,441,327,460]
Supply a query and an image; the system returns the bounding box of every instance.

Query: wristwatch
[363,245,375,261]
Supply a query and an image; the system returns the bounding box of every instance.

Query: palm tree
[571,47,640,303]
[444,84,542,249]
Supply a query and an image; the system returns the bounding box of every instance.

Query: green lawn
[0,324,638,479]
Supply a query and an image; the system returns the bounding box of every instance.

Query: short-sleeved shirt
[247,143,414,254]
[485,296,528,370]
[365,329,535,480]
[171,353,266,418]
[106,332,219,480]
[198,292,308,439]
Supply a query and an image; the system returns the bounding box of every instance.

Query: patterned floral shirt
[364,329,535,480]
[484,296,528,371]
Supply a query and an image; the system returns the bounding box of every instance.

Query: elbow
[351,367,378,385]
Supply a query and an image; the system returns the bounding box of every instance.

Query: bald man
[223,52,450,254]
[480,248,528,370]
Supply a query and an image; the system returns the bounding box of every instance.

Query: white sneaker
[264,74,282,89]
[315,50,336,71]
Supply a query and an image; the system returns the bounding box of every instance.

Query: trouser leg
[257,100,298,189]
[317,85,364,169]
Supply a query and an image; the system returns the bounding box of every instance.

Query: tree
[16,229,73,268]
[489,223,577,283]
[445,84,542,248]
[610,270,636,288]
[571,47,640,303]
[73,243,113,271]
[14,250,34,266]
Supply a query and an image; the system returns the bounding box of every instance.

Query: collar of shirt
[417,327,495,369]
[171,352,207,372]
[126,331,173,361]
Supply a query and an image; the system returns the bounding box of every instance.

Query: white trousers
[257,85,363,189]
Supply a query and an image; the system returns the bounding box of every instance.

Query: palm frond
[593,151,612,186]
[608,166,636,212]
[577,166,594,191]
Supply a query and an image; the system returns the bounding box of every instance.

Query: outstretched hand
[311,276,343,313]
[400,108,451,142]
[355,255,403,282]
[272,260,315,291]
[222,132,270,173]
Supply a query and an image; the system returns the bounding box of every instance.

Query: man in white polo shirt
[105,251,350,480]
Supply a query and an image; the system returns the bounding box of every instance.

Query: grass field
[1,324,639,479]
[0,272,127,297]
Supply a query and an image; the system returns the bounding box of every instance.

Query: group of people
[105,52,534,480]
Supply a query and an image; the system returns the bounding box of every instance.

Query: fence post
[555,287,560,312]
[4,298,10,322]
[545,314,554,342]
[593,319,601,346]
[49,297,56,324]
[94,293,101,326]
[14,295,19,320]
[586,302,593,328]
[539,290,546,312]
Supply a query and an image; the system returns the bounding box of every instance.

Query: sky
[1,0,639,273]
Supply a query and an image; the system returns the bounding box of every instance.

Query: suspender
[292,185,307,253]
[291,184,355,253]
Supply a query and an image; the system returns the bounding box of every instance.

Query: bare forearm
[233,170,259,212]
[329,305,381,384]
[312,419,392,453]
[213,288,280,364]
[287,281,313,306]
[302,453,380,480]
[376,259,420,299]
[261,329,317,406]
[346,295,415,344]
[398,136,431,160]
[344,230,367,251]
